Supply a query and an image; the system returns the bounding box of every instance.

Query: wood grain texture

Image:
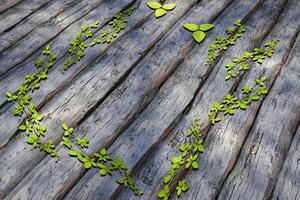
[0,0,149,197]
[0,0,138,149]
[0,0,23,14]
[0,0,106,76]
[64,0,275,199]
[0,0,52,36]
[115,1,265,199]
[218,30,300,200]
[116,0,297,199]
[0,0,80,52]
[0,0,199,198]
[273,126,300,200]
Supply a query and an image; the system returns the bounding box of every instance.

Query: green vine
[6,45,60,160]
[158,119,204,199]
[60,123,144,196]
[61,5,135,73]
[158,75,270,199]
[208,76,268,124]
[207,19,246,65]
[224,39,278,80]
[158,18,277,198]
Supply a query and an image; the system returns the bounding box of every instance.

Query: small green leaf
[155,8,166,18]
[192,31,206,43]
[162,3,176,11]
[182,23,199,32]
[147,2,162,9]
[199,24,215,31]
[84,162,92,169]
[69,150,78,156]
[192,161,199,169]
[163,175,172,184]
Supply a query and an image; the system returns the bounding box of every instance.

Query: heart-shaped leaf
[155,8,166,18]
[183,23,199,32]
[162,3,176,11]
[147,2,162,9]
[192,31,206,43]
[199,23,215,31]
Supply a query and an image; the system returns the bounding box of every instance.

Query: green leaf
[147,2,162,9]
[99,169,107,176]
[182,23,199,32]
[84,161,92,169]
[192,31,206,43]
[26,137,34,144]
[19,125,26,131]
[162,3,176,11]
[69,150,78,156]
[163,175,172,184]
[192,161,199,169]
[61,123,69,131]
[155,8,166,18]
[199,24,215,31]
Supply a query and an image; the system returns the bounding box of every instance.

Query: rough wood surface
[273,125,300,200]
[1,0,201,198]
[0,0,80,52]
[0,0,52,36]
[0,0,106,76]
[0,0,138,149]
[0,0,299,199]
[116,0,293,199]
[0,0,23,14]
[64,0,277,199]
[218,31,300,200]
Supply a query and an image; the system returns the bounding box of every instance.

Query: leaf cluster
[207,19,246,65]
[224,39,278,81]
[208,75,268,124]
[158,120,204,199]
[7,46,60,160]
[60,123,143,196]
[147,2,176,18]
[183,23,215,43]
[61,5,136,73]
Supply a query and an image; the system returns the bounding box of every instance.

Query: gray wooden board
[0,0,201,198]
[64,0,283,199]
[116,0,299,199]
[0,0,149,197]
[0,0,106,76]
[0,0,23,14]
[5,0,233,199]
[0,0,52,35]
[218,30,300,200]
[273,125,300,200]
[0,0,80,52]
[0,0,138,149]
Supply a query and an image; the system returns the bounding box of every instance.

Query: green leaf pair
[147,2,176,18]
[183,23,215,43]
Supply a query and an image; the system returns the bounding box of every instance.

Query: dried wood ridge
[0,0,299,199]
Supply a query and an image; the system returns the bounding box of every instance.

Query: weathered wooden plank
[0,0,80,51]
[0,0,106,76]
[0,0,149,197]
[4,0,234,199]
[0,0,200,198]
[115,0,298,199]
[218,32,300,199]
[0,0,53,36]
[0,0,137,149]
[273,125,300,200]
[0,0,22,14]
[62,0,282,199]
